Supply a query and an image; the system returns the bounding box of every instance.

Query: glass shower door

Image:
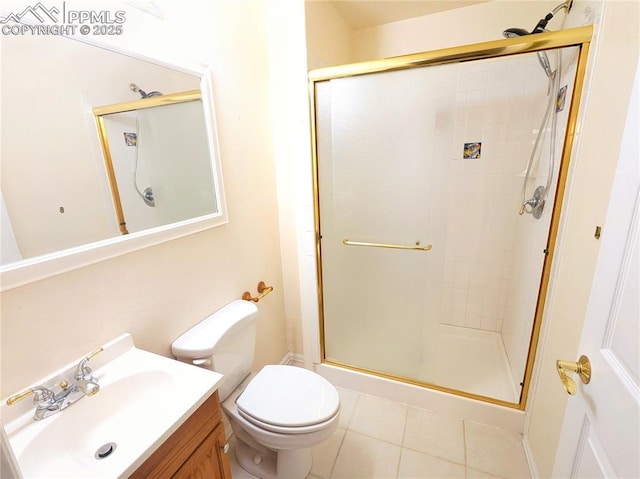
[312,34,588,406]
[316,69,445,381]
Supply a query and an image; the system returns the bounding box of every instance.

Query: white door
[552,61,640,478]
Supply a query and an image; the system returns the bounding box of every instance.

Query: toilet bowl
[171,300,340,479]
[223,366,340,478]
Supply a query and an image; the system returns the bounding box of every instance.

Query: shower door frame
[309,25,593,410]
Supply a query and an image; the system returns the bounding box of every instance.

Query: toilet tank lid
[171,300,258,359]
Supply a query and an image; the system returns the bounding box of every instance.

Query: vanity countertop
[1,333,223,478]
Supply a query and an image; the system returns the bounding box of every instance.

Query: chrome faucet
[6,347,103,421]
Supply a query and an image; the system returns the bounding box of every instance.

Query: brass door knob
[556,355,591,395]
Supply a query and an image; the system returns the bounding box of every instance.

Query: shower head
[129,83,163,99]
[502,27,554,79]
[501,0,572,79]
[502,27,530,38]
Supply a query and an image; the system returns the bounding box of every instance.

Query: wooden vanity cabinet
[130,391,232,479]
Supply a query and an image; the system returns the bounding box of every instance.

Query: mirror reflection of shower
[130,83,163,208]
[503,0,572,219]
[95,90,217,236]
[129,82,163,99]
[131,118,155,208]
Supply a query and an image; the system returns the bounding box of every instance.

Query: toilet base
[235,439,312,479]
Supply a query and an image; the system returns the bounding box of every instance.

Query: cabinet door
[213,424,232,479]
[173,424,231,479]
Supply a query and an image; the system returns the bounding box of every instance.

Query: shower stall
[310,26,591,408]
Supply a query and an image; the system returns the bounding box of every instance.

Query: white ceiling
[329,1,490,30]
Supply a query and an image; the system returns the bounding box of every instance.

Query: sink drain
[95,442,117,459]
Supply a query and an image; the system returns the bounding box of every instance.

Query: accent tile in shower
[437,53,550,339]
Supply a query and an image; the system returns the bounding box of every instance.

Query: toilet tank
[171,300,258,401]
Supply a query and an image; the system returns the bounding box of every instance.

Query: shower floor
[418,324,519,403]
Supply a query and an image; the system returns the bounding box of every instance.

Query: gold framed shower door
[309,26,592,410]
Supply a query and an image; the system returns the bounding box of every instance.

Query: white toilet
[171,300,340,479]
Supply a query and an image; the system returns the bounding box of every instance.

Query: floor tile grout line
[342,427,405,448]
[327,428,348,479]
[400,402,410,445]
[463,419,469,479]
[329,391,357,479]
[395,404,411,478]
[342,391,361,430]
[400,443,467,467]
[396,447,405,479]
[346,393,408,447]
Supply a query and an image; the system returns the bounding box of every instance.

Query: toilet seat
[236,365,340,434]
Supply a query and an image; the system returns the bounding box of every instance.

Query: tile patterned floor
[228,386,532,479]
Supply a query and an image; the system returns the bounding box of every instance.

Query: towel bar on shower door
[342,239,432,251]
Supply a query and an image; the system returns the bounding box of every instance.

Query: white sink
[1,333,223,478]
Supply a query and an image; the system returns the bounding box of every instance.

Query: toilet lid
[236,365,340,428]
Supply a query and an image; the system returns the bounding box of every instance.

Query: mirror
[0,33,227,290]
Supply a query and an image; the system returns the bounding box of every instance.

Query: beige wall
[305,0,353,69]
[525,1,639,477]
[351,0,557,61]
[264,0,311,359]
[0,0,289,398]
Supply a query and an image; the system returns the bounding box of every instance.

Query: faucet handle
[6,386,54,406]
[75,346,104,380]
[85,346,104,361]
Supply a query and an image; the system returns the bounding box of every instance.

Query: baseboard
[522,435,539,479]
[279,352,305,367]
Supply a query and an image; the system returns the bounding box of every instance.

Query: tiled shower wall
[438,54,549,333]
[438,48,579,385]
[501,47,580,384]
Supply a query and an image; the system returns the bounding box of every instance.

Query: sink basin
[1,333,223,478]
